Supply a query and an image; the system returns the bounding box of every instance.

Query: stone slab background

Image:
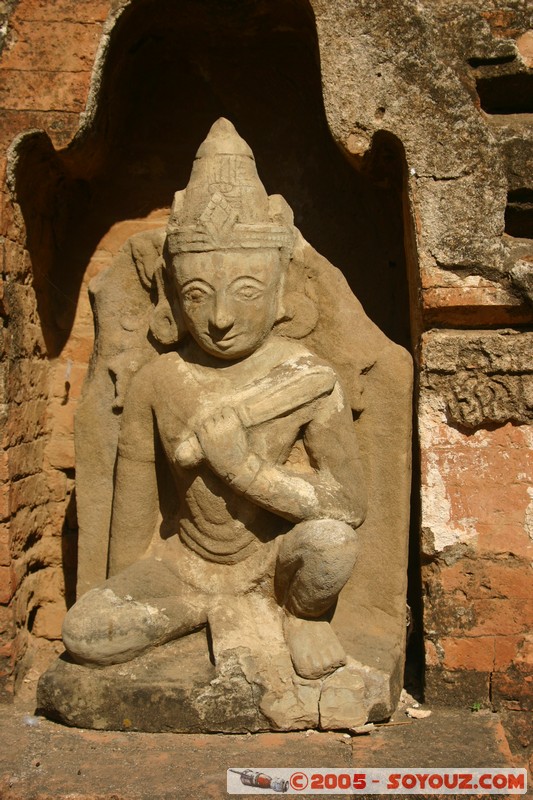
[0,0,531,764]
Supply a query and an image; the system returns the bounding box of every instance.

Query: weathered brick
[10,505,52,556]
[469,598,533,638]
[12,0,110,23]
[440,636,495,672]
[1,20,102,73]
[3,283,47,358]
[492,664,533,712]
[15,565,64,609]
[0,109,80,153]
[50,359,88,402]
[0,69,90,113]
[1,237,32,281]
[0,605,15,637]
[7,359,49,404]
[425,666,491,707]
[44,468,67,502]
[0,189,25,239]
[494,635,527,670]
[5,397,48,447]
[0,566,15,604]
[0,525,10,567]
[0,480,8,522]
[46,433,75,471]
[31,601,66,639]
[10,472,51,514]
[499,708,533,752]
[440,560,533,601]
[8,438,46,480]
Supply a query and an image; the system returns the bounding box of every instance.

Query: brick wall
[0,1,531,766]
[0,0,108,695]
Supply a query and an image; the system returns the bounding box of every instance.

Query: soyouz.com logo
[227,767,527,794]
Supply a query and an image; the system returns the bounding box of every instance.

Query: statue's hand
[196,406,250,480]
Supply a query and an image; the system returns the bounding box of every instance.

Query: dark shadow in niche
[61,487,78,610]
[505,188,533,239]
[476,72,533,115]
[14,0,412,354]
[12,0,421,683]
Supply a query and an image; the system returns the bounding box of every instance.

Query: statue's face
[174,249,284,360]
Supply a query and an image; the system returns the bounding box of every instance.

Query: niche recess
[11,0,420,686]
[14,0,412,353]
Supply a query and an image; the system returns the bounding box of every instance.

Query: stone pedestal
[38,628,390,733]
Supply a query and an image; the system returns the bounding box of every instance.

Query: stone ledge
[0,702,524,800]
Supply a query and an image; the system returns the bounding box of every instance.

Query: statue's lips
[208,334,241,350]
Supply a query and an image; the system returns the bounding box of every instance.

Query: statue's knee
[62,589,108,665]
[62,587,141,666]
[278,519,357,618]
[287,518,357,559]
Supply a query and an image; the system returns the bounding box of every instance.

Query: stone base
[37,628,392,733]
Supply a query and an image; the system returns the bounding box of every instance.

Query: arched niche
[8,0,420,696]
[11,0,412,357]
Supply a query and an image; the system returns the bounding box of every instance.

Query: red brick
[7,359,49,405]
[0,69,90,113]
[0,525,10,567]
[9,505,52,555]
[12,0,111,23]
[44,469,67,502]
[441,636,495,672]
[1,20,102,73]
[0,567,15,604]
[492,665,533,712]
[32,601,66,639]
[0,481,8,522]
[494,636,525,670]
[440,560,533,601]
[0,108,80,152]
[516,31,533,68]
[8,438,46,480]
[5,398,49,447]
[0,606,15,636]
[2,239,34,284]
[470,598,533,637]
[481,10,522,39]
[10,473,50,514]
[422,285,530,327]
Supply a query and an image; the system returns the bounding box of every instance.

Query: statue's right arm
[107,368,159,576]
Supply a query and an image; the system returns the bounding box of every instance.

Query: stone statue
[38,119,413,732]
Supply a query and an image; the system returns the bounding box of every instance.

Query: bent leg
[276,519,357,679]
[63,558,207,667]
[276,518,357,618]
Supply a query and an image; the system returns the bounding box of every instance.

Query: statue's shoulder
[126,351,187,401]
[274,336,337,373]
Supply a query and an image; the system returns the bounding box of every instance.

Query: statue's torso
[148,336,329,564]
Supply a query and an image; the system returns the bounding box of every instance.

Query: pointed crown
[166,118,294,254]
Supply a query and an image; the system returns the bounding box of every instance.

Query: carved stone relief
[38,120,413,732]
[422,330,533,429]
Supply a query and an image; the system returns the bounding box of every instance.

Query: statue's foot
[284,615,346,680]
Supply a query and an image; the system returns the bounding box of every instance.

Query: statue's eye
[234,285,262,301]
[183,287,208,303]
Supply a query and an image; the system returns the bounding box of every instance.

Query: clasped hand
[194,406,250,479]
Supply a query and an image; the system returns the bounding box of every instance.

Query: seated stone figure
[63,118,365,683]
[39,119,412,733]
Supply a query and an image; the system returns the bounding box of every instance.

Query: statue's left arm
[195,381,366,528]
[107,367,160,575]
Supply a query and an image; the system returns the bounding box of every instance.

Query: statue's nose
[210,292,235,333]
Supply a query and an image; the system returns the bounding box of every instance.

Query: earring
[149,261,180,345]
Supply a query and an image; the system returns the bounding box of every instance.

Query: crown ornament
[166,118,295,255]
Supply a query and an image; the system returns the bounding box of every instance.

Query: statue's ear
[149,260,182,345]
[274,258,319,339]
